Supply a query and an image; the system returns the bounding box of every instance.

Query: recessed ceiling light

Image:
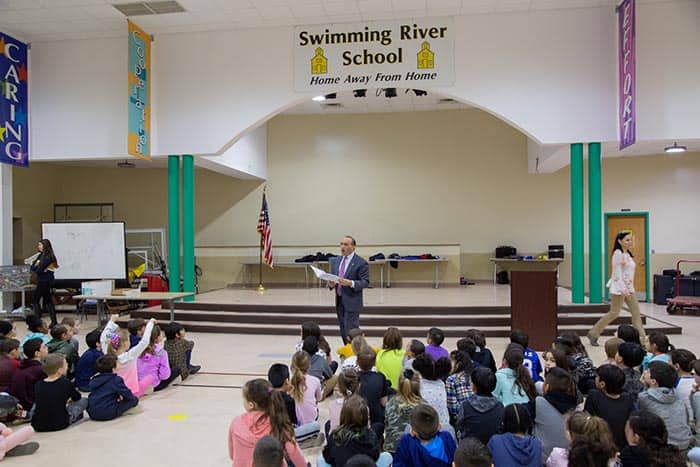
[664,142,687,153]
[312,95,326,102]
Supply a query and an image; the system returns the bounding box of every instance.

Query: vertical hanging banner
[128,21,151,160]
[0,32,29,168]
[617,0,635,150]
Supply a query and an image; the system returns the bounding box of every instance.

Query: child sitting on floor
[384,369,424,455]
[584,364,635,450]
[267,363,322,446]
[74,329,103,392]
[31,354,87,432]
[403,339,425,371]
[320,395,392,467]
[163,322,200,380]
[10,338,48,411]
[21,315,50,347]
[0,339,20,393]
[376,327,405,390]
[487,404,542,467]
[228,379,307,467]
[47,325,78,375]
[425,327,448,361]
[510,330,543,383]
[446,350,474,425]
[101,314,156,397]
[289,350,321,426]
[603,337,624,366]
[615,341,645,404]
[546,411,617,467]
[394,403,457,467]
[60,317,80,353]
[328,367,361,433]
[620,410,687,467]
[137,324,180,392]
[87,354,138,421]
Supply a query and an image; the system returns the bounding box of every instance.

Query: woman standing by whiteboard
[30,239,58,327]
[587,231,645,346]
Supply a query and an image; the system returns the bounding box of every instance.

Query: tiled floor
[3,290,698,466]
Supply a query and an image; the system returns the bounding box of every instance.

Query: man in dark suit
[328,235,370,344]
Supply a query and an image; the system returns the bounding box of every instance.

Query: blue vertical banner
[0,32,29,168]
[128,20,151,160]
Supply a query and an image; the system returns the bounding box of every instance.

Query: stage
[127,282,683,338]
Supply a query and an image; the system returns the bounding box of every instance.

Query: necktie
[337,256,347,296]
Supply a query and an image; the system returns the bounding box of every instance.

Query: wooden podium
[491,259,562,350]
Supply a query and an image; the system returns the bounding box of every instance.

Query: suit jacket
[330,254,370,312]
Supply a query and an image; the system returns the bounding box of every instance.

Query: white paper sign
[294,17,454,92]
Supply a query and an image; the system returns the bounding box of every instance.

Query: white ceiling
[284,88,471,115]
[0,0,678,43]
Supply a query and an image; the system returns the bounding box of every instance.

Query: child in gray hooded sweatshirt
[638,361,692,450]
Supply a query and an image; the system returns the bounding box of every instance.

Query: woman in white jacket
[587,231,646,346]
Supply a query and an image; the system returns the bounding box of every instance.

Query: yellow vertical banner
[127,20,151,159]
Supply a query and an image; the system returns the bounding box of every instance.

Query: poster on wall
[0,31,29,168]
[617,0,635,150]
[294,17,454,93]
[128,20,151,160]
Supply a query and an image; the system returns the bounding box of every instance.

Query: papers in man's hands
[309,265,340,282]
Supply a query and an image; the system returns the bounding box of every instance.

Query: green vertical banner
[182,155,195,301]
[588,143,603,303]
[168,156,181,292]
[570,143,585,303]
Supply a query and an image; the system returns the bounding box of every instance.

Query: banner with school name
[0,32,29,168]
[128,20,151,160]
[294,18,454,93]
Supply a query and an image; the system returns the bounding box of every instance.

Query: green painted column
[182,155,195,301]
[570,143,585,303]
[588,143,603,303]
[167,156,181,293]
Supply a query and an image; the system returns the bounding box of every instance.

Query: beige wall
[13,109,700,292]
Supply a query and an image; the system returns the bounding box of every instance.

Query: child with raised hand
[446,350,474,424]
[425,327,448,361]
[320,395,392,467]
[384,369,424,455]
[47,325,79,374]
[21,315,50,346]
[228,378,306,467]
[10,338,48,410]
[620,410,687,467]
[328,367,360,433]
[289,350,321,425]
[584,364,636,449]
[534,367,578,461]
[376,327,405,390]
[87,354,138,421]
[163,322,200,380]
[0,339,20,392]
[615,341,645,403]
[74,329,103,392]
[546,411,617,467]
[100,314,156,397]
[510,330,543,383]
[493,344,536,406]
[639,361,692,450]
[487,404,542,467]
[31,354,87,432]
[394,403,457,467]
[137,324,181,392]
[403,339,425,371]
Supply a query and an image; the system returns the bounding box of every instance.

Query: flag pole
[257,186,266,293]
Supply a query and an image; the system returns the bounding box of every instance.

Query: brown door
[607,215,647,298]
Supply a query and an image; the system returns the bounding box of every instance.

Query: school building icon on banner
[311,47,328,74]
[417,42,434,69]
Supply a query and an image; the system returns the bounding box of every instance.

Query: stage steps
[121,302,682,338]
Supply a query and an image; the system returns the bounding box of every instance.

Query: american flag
[257,190,273,268]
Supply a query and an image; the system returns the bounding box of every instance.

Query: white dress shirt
[338,252,355,288]
[606,250,635,295]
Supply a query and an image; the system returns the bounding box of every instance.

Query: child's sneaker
[5,442,39,457]
[188,365,201,375]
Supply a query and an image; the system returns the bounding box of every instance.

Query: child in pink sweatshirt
[137,324,180,392]
[228,379,307,467]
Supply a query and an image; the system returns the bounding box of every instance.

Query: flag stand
[257,235,265,293]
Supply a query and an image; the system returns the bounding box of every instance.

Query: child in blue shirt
[510,330,543,383]
[394,403,456,467]
[74,329,104,392]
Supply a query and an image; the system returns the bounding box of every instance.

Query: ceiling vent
[112,1,185,17]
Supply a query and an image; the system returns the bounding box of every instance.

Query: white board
[41,222,126,280]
